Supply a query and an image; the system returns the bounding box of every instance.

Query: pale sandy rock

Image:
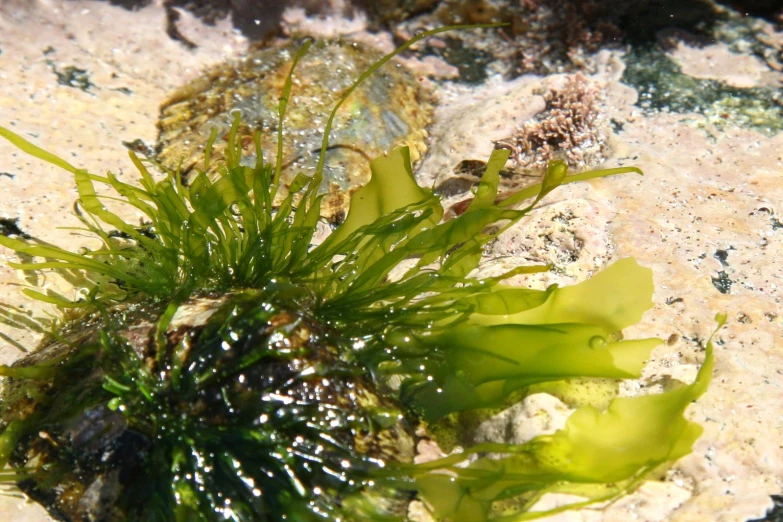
[399,54,461,80]
[479,197,615,290]
[168,295,228,329]
[408,499,437,522]
[281,6,369,38]
[576,95,783,522]
[530,494,603,519]
[414,36,783,522]
[617,481,694,521]
[0,3,246,517]
[280,8,459,80]
[0,0,248,337]
[670,41,779,88]
[473,393,573,445]
[417,75,547,192]
[168,5,246,55]
[414,438,450,464]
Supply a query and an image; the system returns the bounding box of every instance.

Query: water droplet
[588,335,607,349]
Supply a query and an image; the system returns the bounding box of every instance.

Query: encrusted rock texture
[0,1,782,521]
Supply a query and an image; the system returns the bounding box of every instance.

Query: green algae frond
[0,27,712,522]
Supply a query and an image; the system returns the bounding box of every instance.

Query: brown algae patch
[495,73,608,170]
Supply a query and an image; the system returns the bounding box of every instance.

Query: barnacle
[0,27,716,522]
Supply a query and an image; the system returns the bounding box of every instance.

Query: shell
[156,39,433,221]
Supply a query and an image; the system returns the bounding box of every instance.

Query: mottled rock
[157,39,433,221]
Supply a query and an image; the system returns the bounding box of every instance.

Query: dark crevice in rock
[0,218,31,239]
[716,0,783,23]
[85,0,336,41]
[748,495,783,522]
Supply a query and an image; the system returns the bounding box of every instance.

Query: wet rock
[1,293,416,521]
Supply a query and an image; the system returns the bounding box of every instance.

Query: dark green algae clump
[0,28,719,522]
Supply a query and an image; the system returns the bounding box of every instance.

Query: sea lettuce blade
[408,315,723,522]
[328,147,441,245]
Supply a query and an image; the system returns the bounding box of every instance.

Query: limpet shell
[157,39,433,221]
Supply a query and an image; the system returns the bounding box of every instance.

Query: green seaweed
[0,27,714,522]
[401,314,722,521]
